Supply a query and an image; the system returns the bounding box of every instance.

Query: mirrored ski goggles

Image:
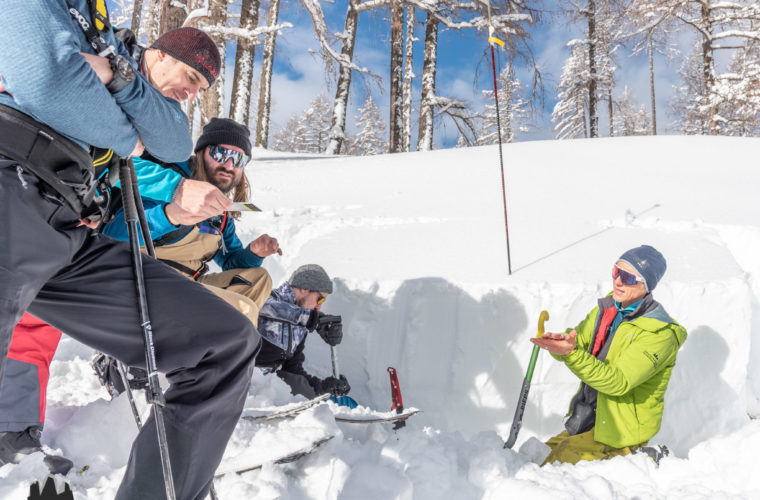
[612,265,644,286]
[208,145,249,168]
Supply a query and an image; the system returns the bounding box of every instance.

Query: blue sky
[111,0,693,148]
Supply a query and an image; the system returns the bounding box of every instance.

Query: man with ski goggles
[530,245,687,466]
[92,118,281,404]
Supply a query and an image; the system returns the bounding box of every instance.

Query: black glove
[305,309,320,331]
[317,314,342,346]
[319,375,351,396]
[305,311,343,346]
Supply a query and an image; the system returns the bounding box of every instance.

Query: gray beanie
[289,264,333,293]
[618,245,667,292]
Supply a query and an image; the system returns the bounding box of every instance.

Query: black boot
[91,352,148,398]
[0,426,74,475]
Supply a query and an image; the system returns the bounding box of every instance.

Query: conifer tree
[478,65,530,144]
[354,95,387,155]
[614,86,650,136]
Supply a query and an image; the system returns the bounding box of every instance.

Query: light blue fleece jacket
[0,0,191,162]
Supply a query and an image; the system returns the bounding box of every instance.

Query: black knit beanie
[195,118,252,156]
[151,27,221,86]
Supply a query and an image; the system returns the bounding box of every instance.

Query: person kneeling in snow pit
[256,265,357,408]
[531,245,686,465]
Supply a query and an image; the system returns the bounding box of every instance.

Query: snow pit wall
[302,275,758,458]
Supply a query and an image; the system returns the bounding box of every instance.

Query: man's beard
[207,166,239,194]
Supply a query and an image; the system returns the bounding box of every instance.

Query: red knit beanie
[151,27,221,86]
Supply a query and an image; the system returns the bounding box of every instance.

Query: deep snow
[1,135,758,499]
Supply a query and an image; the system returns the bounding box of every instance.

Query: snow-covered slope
[2,136,758,498]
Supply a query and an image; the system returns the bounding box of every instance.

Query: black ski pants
[0,159,260,499]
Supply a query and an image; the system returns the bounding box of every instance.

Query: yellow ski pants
[542,429,646,465]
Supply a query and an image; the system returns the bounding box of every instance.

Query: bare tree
[160,0,188,34]
[416,10,439,151]
[626,0,679,135]
[131,0,145,38]
[413,0,542,150]
[587,0,599,137]
[402,5,416,152]
[196,0,228,127]
[146,0,162,44]
[389,0,405,152]
[300,0,382,154]
[231,0,261,125]
[639,0,760,135]
[255,0,282,147]
[325,0,361,155]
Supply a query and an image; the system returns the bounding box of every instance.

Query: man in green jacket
[532,245,687,465]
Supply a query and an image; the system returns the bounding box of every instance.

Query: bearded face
[202,144,245,193]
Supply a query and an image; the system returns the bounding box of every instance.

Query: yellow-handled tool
[504,310,549,448]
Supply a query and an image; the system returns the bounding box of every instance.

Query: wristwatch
[106,55,136,94]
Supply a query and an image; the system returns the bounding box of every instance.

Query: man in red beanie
[146,27,221,102]
[0,19,250,500]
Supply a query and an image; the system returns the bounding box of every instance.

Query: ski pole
[330,346,340,379]
[130,163,155,257]
[119,158,176,500]
[113,165,151,431]
[116,361,143,429]
[124,160,221,500]
[504,310,549,449]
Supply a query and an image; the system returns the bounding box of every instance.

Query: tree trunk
[504,86,513,143]
[146,0,162,45]
[160,0,187,34]
[416,13,438,151]
[325,0,360,155]
[587,0,598,138]
[255,0,281,148]
[608,87,613,136]
[700,3,716,135]
[199,0,228,127]
[388,0,404,153]
[648,33,656,135]
[402,6,415,152]
[131,0,144,39]
[231,0,261,125]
